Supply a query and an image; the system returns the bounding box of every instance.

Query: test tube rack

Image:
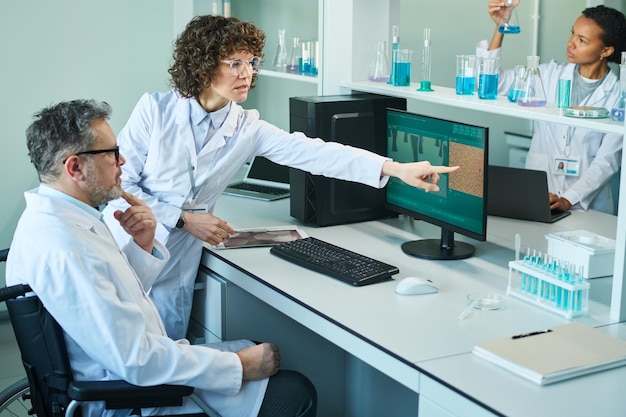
[507,259,590,319]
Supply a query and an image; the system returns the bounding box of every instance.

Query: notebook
[223,157,290,201]
[487,165,571,223]
[473,322,626,385]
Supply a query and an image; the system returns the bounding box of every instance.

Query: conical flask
[498,0,521,34]
[368,41,390,82]
[518,56,547,107]
[507,64,526,102]
[272,29,287,71]
[286,36,301,74]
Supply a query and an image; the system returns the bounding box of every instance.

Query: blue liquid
[393,62,411,86]
[507,89,521,103]
[369,75,390,83]
[518,98,547,107]
[455,76,475,95]
[478,73,498,100]
[611,108,625,122]
[498,25,521,34]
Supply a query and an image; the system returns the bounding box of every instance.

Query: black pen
[511,329,553,339]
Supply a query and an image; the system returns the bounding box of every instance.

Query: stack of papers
[473,322,626,385]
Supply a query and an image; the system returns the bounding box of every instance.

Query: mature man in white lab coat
[6,100,317,417]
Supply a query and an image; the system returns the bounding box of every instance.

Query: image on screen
[385,108,488,260]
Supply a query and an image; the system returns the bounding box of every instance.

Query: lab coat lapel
[584,70,617,107]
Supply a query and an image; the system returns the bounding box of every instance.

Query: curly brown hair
[168,15,266,99]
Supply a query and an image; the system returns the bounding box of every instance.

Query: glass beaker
[368,41,390,82]
[507,64,526,102]
[518,56,547,107]
[610,63,626,122]
[300,40,318,76]
[498,0,521,34]
[272,29,287,72]
[456,55,476,95]
[478,57,499,100]
[392,49,412,87]
[286,36,301,74]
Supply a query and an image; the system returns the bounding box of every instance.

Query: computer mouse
[395,276,439,296]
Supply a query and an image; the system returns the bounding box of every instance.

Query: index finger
[432,165,459,174]
[121,191,146,207]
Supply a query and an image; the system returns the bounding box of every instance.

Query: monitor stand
[401,228,475,260]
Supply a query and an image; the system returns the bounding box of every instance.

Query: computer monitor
[385,108,488,260]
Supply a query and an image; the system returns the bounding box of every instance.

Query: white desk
[195,195,621,417]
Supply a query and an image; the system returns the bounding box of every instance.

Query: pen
[511,329,552,339]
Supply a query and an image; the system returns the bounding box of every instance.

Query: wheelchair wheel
[0,377,31,417]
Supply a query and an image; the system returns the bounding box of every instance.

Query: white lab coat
[7,188,267,417]
[477,41,622,214]
[102,91,390,338]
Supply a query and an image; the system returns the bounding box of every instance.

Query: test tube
[417,28,434,92]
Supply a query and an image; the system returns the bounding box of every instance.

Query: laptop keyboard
[229,183,288,195]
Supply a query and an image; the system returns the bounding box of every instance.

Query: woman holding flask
[479,1,626,214]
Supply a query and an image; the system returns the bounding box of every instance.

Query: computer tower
[289,93,407,226]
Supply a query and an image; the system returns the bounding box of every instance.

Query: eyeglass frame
[220,56,262,76]
[62,146,120,164]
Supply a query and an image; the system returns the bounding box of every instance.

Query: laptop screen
[247,157,290,184]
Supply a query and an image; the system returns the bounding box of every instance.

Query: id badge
[553,155,580,177]
[182,202,209,213]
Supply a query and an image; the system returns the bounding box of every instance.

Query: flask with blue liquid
[498,0,521,35]
[518,56,547,107]
[507,64,526,102]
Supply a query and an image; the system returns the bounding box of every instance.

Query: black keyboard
[230,182,287,195]
[270,237,399,286]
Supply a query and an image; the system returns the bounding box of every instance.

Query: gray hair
[26,99,112,183]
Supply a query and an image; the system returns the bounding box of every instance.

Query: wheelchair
[0,247,221,417]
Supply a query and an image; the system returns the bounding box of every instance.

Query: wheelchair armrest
[68,380,195,409]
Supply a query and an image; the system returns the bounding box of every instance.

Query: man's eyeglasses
[63,146,120,164]
[221,56,261,76]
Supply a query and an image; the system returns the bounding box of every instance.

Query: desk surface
[206,195,622,416]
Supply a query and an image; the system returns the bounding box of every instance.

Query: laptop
[487,165,571,223]
[223,156,291,201]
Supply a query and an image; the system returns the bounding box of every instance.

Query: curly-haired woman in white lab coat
[102,15,457,342]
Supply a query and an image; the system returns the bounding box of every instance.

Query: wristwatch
[176,211,185,229]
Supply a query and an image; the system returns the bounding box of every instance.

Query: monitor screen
[385,108,488,260]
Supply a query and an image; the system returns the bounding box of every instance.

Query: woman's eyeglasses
[221,56,261,76]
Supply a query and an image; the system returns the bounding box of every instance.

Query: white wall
[0,0,178,289]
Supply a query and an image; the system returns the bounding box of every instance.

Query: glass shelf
[341,80,624,135]
[259,69,319,85]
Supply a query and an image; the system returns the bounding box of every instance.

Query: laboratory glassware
[392,49,412,87]
[557,79,571,109]
[223,0,231,17]
[387,25,400,85]
[300,40,318,76]
[455,55,476,95]
[417,28,434,92]
[518,55,547,107]
[286,36,301,74]
[478,57,499,100]
[498,0,521,34]
[507,64,526,103]
[610,53,626,122]
[368,41,390,82]
[272,29,287,72]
